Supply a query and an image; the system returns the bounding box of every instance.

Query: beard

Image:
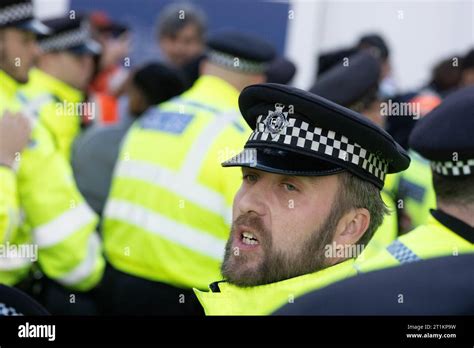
[221,206,342,287]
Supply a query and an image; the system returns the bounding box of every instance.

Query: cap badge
[264,103,288,137]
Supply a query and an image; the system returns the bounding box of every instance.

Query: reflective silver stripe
[33,203,96,248]
[17,93,54,126]
[386,240,421,264]
[0,256,31,271]
[181,111,241,181]
[105,200,226,260]
[56,233,101,286]
[115,160,232,225]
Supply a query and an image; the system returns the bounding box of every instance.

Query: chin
[16,74,29,84]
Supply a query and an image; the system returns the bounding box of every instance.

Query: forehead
[4,27,34,38]
[242,166,341,187]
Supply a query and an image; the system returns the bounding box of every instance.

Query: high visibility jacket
[103,75,249,290]
[397,150,436,229]
[19,68,83,160]
[0,69,104,290]
[194,259,357,315]
[0,70,30,285]
[355,211,474,273]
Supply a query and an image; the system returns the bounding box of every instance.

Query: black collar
[431,209,474,243]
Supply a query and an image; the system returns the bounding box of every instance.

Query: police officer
[99,30,276,315]
[310,51,399,260]
[20,15,101,160]
[0,0,104,313]
[193,83,409,315]
[356,86,474,273]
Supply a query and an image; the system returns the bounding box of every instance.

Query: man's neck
[437,202,474,227]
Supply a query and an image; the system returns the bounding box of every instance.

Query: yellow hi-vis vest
[103,75,250,290]
[194,259,357,315]
[397,150,436,229]
[0,69,104,290]
[354,214,474,273]
[19,68,83,160]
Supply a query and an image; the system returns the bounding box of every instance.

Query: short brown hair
[336,171,389,247]
[432,172,474,206]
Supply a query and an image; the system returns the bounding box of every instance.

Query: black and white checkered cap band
[0,3,33,26]
[431,159,474,176]
[207,49,267,74]
[40,26,88,52]
[248,115,389,182]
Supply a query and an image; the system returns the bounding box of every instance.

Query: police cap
[223,83,410,189]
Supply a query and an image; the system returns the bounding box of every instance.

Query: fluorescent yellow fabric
[103,75,249,290]
[0,69,104,290]
[397,150,436,229]
[355,215,474,273]
[20,68,83,159]
[194,259,357,315]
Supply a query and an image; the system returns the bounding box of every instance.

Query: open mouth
[241,231,259,245]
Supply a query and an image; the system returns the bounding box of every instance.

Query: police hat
[409,86,474,176]
[39,15,101,55]
[223,83,410,189]
[0,0,49,35]
[265,57,297,85]
[206,29,276,74]
[310,51,381,109]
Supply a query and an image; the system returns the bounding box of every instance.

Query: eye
[283,183,298,192]
[243,173,258,183]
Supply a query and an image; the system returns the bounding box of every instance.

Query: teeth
[242,237,259,245]
[243,231,256,239]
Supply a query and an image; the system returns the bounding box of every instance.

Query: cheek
[272,200,324,250]
[231,187,245,220]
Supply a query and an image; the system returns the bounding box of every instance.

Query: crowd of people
[0,0,473,316]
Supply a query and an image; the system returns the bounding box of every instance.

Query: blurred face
[0,28,39,83]
[222,167,343,286]
[52,52,94,91]
[97,31,130,69]
[159,23,204,67]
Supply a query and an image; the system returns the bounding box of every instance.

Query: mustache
[232,213,270,241]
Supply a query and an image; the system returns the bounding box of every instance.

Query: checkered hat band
[431,159,474,176]
[40,27,88,52]
[0,302,23,316]
[207,49,267,74]
[0,3,33,26]
[249,116,389,181]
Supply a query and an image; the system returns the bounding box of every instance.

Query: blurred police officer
[0,0,105,314]
[99,30,276,315]
[72,62,187,216]
[1,0,47,285]
[20,15,101,159]
[357,86,474,273]
[193,83,409,315]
